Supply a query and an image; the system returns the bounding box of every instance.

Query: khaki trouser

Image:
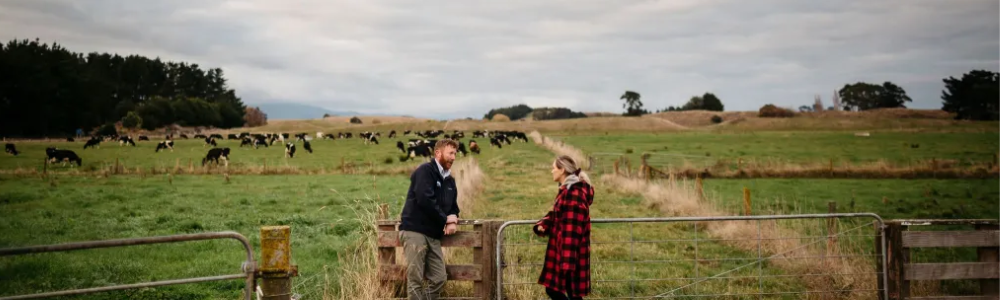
[400,230,447,300]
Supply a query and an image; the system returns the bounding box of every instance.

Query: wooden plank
[902,231,1000,248]
[377,231,481,248]
[885,223,908,300]
[909,296,999,300]
[379,264,482,281]
[905,262,1000,280]
[473,221,500,299]
[377,219,483,226]
[875,221,886,300]
[978,224,999,297]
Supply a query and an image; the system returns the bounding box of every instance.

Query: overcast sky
[1,0,997,119]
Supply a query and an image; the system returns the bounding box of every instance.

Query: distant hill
[253,103,360,120]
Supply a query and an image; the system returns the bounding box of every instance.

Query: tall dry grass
[639,157,1000,179]
[528,131,588,169]
[327,201,395,300]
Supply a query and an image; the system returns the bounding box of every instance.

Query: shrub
[349,116,363,124]
[492,114,511,122]
[758,104,795,118]
[625,148,634,154]
[710,115,723,124]
[95,123,118,136]
[383,157,394,164]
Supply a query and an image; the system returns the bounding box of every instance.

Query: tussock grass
[331,202,394,300]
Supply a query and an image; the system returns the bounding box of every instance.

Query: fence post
[377,204,403,296]
[875,221,886,300]
[977,224,1000,296]
[474,221,500,299]
[742,187,751,216]
[884,222,908,300]
[827,202,838,255]
[696,176,704,201]
[259,225,296,300]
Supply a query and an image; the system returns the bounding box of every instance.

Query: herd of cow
[3,129,528,168]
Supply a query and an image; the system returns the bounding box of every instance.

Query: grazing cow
[155,141,175,152]
[403,130,412,136]
[5,143,18,156]
[210,134,223,140]
[303,141,313,154]
[396,141,406,153]
[473,130,486,138]
[66,137,75,142]
[179,134,189,139]
[406,144,433,161]
[295,133,308,142]
[84,138,101,149]
[345,133,353,139]
[240,137,253,148]
[469,141,480,155]
[228,134,239,140]
[316,132,324,139]
[204,137,217,147]
[457,142,468,157]
[254,137,269,148]
[285,143,296,158]
[194,134,207,139]
[45,147,82,166]
[138,135,150,141]
[202,147,231,166]
[119,136,136,147]
[323,133,336,140]
[281,133,290,140]
[388,130,397,138]
[361,132,379,145]
[490,137,503,149]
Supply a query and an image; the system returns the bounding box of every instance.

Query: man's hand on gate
[444,223,458,235]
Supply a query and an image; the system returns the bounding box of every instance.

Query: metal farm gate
[495,213,888,299]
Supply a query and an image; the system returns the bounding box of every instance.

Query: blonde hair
[554,155,591,184]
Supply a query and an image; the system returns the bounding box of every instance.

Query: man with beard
[398,139,461,300]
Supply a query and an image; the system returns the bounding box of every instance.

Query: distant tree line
[0,38,248,137]
[483,104,586,121]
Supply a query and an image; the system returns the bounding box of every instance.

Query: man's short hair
[435,139,459,151]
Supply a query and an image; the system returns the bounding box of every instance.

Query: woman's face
[551,161,564,183]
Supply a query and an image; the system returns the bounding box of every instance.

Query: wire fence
[496,214,886,300]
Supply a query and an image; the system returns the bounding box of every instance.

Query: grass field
[555,131,999,169]
[1,114,998,299]
[0,174,410,299]
[0,137,430,174]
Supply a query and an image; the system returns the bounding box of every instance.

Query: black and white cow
[469,140,480,155]
[489,137,503,149]
[138,135,150,141]
[194,134,207,139]
[473,130,486,138]
[84,138,101,149]
[155,140,175,152]
[403,130,412,136]
[295,133,308,142]
[240,137,253,148]
[254,136,269,148]
[45,147,82,166]
[228,134,240,140]
[5,143,18,156]
[210,134,223,140]
[303,141,313,154]
[202,147,231,166]
[285,143,296,158]
[179,134,189,139]
[119,136,136,147]
[388,130,397,138]
[396,141,406,153]
[457,141,468,157]
[405,144,433,161]
[204,137,217,147]
[361,132,379,145]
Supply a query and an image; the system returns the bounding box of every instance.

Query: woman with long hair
[533,155,594,300]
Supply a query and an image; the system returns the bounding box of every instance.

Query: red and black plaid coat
[534,181,594,297]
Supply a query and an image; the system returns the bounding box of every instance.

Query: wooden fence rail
[881,219,999,300]
[376,216,502,300]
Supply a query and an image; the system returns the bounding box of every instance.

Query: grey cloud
[0,0,996,118]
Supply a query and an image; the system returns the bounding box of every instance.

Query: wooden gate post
[474,221,501,299]
[377,204,404,296]
[259,226,297,300]
[977,224,1000,296]
[884,222,908,300]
